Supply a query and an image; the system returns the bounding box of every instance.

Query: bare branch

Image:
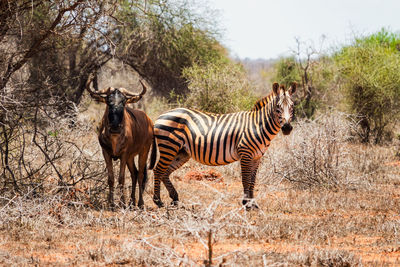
[0,0,84,90]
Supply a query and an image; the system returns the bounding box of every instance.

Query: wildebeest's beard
[107,90,126,133]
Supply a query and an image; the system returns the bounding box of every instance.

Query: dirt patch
[183,169,223,182]
[386,161,400,167]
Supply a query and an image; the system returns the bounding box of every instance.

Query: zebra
[153,82,296,209]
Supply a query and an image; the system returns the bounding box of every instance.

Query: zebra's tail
[149,136,157,170]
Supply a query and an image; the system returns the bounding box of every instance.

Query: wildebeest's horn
[117,87,136,97]
[125,80,148,103]
[97,87,112,95]
[86,73,108,102]
[119,80,147,97]
[139,80,147,96]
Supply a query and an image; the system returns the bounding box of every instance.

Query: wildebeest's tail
[149,136,157,170]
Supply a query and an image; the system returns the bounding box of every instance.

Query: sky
[208,0,400,59]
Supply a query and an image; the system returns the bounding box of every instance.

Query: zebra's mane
[251,91,276,111]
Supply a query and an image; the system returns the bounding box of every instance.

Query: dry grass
[1,112,400,266]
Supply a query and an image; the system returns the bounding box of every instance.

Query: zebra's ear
[289,82,297,95]
[272,82,279,95]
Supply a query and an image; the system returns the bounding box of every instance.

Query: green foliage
[272,57,301,87]
[48,130,59,138]
[301,56,337,117]
[311,56,337,94]
[335,30,400,143]
[182,61,257,114]
[296,99,318,119]
[355,28,400,52]
[116,0,227,94]
[271,56,337,119]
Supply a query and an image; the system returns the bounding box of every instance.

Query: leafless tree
[291,37,326,118]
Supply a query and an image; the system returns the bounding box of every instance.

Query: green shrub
[271,57,301,88]
[271,56,336,119]
[356,28,400,52]
[182,61,257,114]
[335,30,400,143]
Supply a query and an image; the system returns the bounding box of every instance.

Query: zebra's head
[273,82,296,135]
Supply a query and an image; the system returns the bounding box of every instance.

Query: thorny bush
[265,112,387,189]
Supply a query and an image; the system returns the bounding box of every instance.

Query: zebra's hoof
[154,198,164,208]
[171,200,179,206]
[251,203,259,210]
[109,202,116,212]
[138,201,144,210]
[242,199,259,210]
[129,198,136,207]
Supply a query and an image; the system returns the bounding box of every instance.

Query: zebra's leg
[153,149,190,207]
[240,157,261,210]
[163,150,190,205]
[153,165,164,207]
[153,152,174,207]
[248,158,261,209]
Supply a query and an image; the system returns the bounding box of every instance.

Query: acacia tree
[0,0,116,193]
[0,0,88,91]
[1,0,224,110]
[0,0,227,194]
[27,1,118,111]
[272,38,334,119]
[0,0,85,192]
[114,0,225,95]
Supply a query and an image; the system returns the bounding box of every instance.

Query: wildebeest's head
[106,89,127,133]
[86,77,147,133]
[272,82,296,135]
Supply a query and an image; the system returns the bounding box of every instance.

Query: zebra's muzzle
[281,123,293,135]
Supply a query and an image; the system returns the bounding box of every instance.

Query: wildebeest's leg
[153,150,190,207]
[118,157,127,208]
[240,156,260,210]
[127,157,138,207]
[137,150,150,208]
[102,150,115,210]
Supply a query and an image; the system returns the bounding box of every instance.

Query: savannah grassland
[0,107,400,266]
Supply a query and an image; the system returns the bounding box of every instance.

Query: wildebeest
[86,77,157,208]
